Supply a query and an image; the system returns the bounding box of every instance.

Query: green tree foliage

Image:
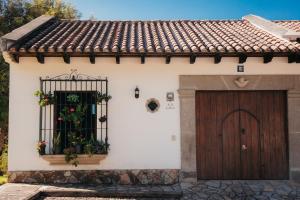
[0,144,8,174]
[0,57,9,133]
[0,0,80,138]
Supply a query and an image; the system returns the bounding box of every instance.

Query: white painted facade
[6,56,300,171]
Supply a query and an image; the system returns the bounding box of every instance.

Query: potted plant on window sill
[37,141,46,155]
[37,93,110,166]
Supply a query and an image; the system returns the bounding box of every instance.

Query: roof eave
[0,15,55,51]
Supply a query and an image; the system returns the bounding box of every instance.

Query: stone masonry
[8,170,179,185]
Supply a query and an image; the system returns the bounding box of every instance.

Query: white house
[1,14,300,184]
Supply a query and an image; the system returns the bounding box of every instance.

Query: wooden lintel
[238,54,247,64]
[116,55,120,64]
[36,53,44,64]
[141,55,145,64]
[12,54,19,63]
[89,54,95,64]
[214,54,222,64]
[263,53,273,64]
[166,55,171,64]
[63,53,70,64]
[190,55,196,64]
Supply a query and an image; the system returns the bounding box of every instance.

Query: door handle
[242,144,247,151]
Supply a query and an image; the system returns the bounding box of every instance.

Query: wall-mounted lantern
[135,87,140,99]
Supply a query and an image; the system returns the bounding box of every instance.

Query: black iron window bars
[38,70,108,155]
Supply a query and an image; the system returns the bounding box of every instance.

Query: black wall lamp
[135,87,140,99]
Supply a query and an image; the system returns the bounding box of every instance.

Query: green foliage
[26,0,81,20]
[0,144,8,174]
[0,0,80,35]
[34,90,55,106]
[68,132,85,147]
[59,104,87,129]
[63,147,78,167]
[36,141,46,155]
[0,0,80,141]
[0,56,9,133]
[84,135,109,156]
[0,175,7,185]
[67,94,79,103]
[96,92,112,104]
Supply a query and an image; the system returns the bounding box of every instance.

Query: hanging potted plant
[99,115,107,123]
[96,92,112,104]
[34,90,55,107]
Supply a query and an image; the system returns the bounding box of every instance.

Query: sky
[67,0,300,20]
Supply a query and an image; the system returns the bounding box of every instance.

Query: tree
[0,0,80,141]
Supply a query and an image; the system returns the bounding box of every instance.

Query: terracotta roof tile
[275,21,300,32]
[9,19,300,55]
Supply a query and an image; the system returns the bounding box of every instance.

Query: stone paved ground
[181,180,300,200]
[2,181,300,200]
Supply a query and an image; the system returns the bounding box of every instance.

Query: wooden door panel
[261,91,289,179]
[196,92,238,179]
[196,92,219,179]
[222,110,241,179]
[240,110,260,179]
[196,91,288,180]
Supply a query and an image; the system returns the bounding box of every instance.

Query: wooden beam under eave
[190,55,196,64]
[166,55,171,64]
[89,54,95,64]
[288,53,296,63]
[296,53,300,63]
[214,54,222,64]
[238,54,247,64]
[36,53,44,64]
[116,55,120,64]
[141,55,145,64]
[263,53,273,64]
[63,53,70,64]
[12,54,19,63]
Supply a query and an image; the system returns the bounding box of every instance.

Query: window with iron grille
[37,70,109,155]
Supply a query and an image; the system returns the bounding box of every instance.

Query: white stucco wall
[6,55,300,171]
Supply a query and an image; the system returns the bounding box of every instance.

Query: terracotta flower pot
[75,144,82,154]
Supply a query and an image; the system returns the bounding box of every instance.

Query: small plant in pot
[52,132,61,154]
[68,132,86,154]
[37,141,46,155]
[84,135,110,156]
[63,147,79,167]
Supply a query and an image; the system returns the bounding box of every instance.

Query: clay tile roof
[6,19,300,55]
[275,20,300,32]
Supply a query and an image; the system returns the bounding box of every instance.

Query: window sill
[41,154,107,165]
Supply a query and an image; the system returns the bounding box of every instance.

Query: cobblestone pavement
[181,180,300,200]
[39,198,136,200]
[39,198,175,200]
[2,180,300,200]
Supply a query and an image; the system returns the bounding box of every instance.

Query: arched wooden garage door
[196,91,289,180]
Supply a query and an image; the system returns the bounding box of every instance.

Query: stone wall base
[290,170,300,181]
[8,169,179,185]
